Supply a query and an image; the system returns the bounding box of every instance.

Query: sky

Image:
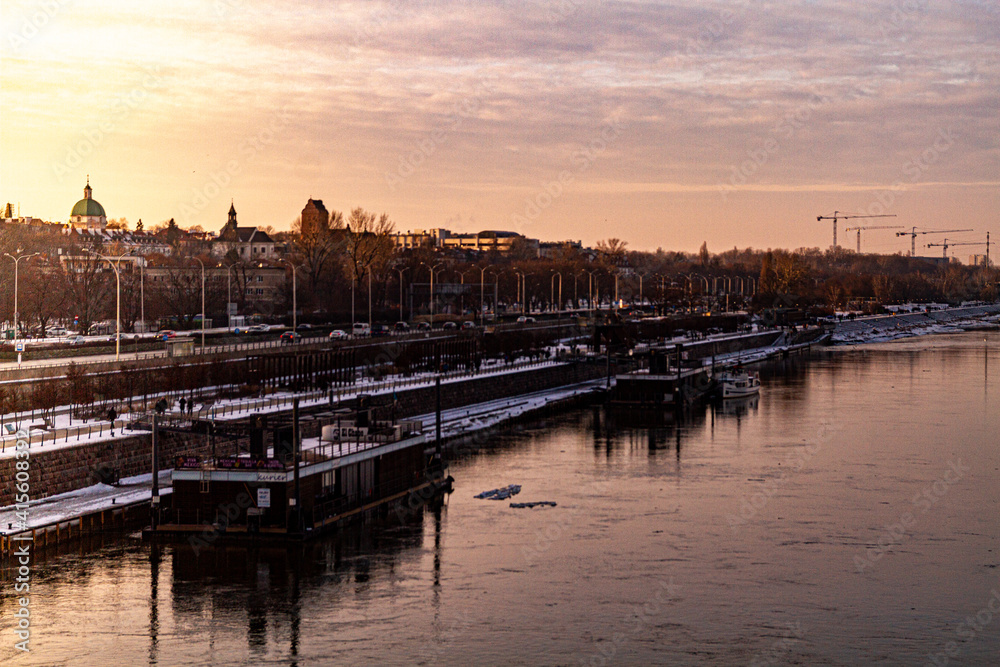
[1,0,998,254]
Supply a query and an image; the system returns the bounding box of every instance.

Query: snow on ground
[0,471,172,533]
[0,377,605,533]
[830,308,1000,345]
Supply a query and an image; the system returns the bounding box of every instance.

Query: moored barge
[144,405,451,543]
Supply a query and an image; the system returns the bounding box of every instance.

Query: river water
[2,332,999,665]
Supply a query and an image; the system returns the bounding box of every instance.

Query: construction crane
[926,232,993,264]
[896,227,974,256]
[817,211,897,249]
[843,225,904,253]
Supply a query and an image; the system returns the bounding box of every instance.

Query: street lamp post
[84,249,128,361]
[193,257,206,350]
[139,262,145,332]
[368,266,372,332]
[420,262,443,327]
[479,266,488,326]
[587,270,599,315]
[224,261,243,329]
[550,272,562,315]
[486,270,504,321]
[515,271,527,315]
[4,251,39,340]
[394,267,408,323]
[278,258,301,334]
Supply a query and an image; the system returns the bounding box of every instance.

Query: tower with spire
[69,176,108,230]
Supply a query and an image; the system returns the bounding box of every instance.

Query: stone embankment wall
[832,304,1000,340]
[0,361,607,508]
[678,332,783,360]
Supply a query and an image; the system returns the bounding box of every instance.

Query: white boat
[716,370,760,398]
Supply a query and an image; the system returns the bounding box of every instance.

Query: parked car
[442,321,458,330]
[352,322,371,337]
[279,331,301,343]
[329,329,348,340]
[461,321,477,330]
[394,321,410,332]
[46,326,68,337]
[296,323,313,331]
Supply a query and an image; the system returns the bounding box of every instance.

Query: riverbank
[831,303,1000,344]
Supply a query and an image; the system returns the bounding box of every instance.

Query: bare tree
[291,210,345,295]
[345,207,397,286]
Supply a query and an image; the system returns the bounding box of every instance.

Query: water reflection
[3,333,999,665]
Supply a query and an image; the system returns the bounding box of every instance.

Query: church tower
[301,199,329,236]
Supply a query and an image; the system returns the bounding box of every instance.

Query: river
[2,332,999,665]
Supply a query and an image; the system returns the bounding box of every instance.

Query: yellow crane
[817,211,897,248]
[843,225,904,253]
[895,227,974,256]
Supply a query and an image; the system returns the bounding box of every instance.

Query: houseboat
[145,407,452,542]
[611,349,713,407]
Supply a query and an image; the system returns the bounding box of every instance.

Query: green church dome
[71,179,106,219]
[71,198,106,217]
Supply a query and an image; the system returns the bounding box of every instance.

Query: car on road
[156,329,177,339]
[296,323,314,331]
[394,322,410,332]
[67,335,86,345]
[516,316,536,324]
[279,331,301,343]
[46,326,68,337]
[329,329,348,340]
[417,322,431,331]
[442,321,458,330]
[461,321,477,330]
[246,324,269,333]
[352,322,371,337]
[371,324,390,337]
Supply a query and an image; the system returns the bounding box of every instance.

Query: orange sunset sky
[1,0,997,253]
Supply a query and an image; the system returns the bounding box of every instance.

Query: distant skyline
[2,0,997,253]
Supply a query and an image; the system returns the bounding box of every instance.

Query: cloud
[1,0,997,250]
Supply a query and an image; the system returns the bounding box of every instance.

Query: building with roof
[211,202,277,259]
[392,228,542,254]
[62,228,173,255]
[301,199,329,236]
[69,177,107,230]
